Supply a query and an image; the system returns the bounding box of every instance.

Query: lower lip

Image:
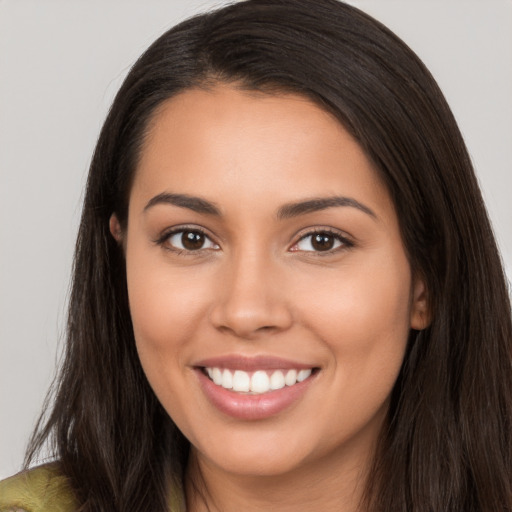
[195,369,317,420]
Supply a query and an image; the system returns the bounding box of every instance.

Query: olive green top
[0,464,77,512]
[0,464,185,512]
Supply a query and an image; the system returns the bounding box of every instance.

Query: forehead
[140,85,349,168]
[131,85,392,220]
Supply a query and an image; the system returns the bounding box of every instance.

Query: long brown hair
[26,1,512,510]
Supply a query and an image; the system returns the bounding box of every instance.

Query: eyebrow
[144,193,221,215]
[143,192,376,220]
[277,196,376,220]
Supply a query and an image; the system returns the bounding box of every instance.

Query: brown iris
[311,233,336,251]
[181,230,205,250]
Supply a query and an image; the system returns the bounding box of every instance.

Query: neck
[185,442,374,512]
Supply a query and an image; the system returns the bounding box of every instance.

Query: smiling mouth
[202,367,317,394]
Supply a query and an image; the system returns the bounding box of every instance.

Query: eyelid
[289,227,354,253]
[153,224,353,255]
[154,224,220,252]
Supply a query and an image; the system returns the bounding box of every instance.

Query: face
[113,85,428,481]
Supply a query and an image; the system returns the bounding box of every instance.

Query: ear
[109,213,123,243]
[410,275,431,330]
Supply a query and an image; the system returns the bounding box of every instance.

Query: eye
[163,229,219,252]
[291,230,352,253]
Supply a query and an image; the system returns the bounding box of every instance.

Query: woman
[1,0,511,510]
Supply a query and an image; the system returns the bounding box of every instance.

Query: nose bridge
[210,245,292,338]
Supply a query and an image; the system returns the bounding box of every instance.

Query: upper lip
[194,355,318,371]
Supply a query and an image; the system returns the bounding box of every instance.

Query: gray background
[1,0,511,479]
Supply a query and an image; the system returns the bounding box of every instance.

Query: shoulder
[0,463,78,512]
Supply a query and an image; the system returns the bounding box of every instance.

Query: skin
[111,85,429,511]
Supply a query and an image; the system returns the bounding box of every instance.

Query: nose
[209,251,293,340]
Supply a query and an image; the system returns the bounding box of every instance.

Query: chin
[188,423,315,477]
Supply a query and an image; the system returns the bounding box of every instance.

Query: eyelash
[154,226,354,255]
[291,228,354,255]
[154,226,218,255]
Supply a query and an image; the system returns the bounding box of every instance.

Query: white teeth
[250,370,270,393]
[221,369,233,389]
[212,367,223,385]
[232,370,250,392]
[285,369,297,386]
[297,369,312,382]
[205,367,313,394]
[269,370,285,390]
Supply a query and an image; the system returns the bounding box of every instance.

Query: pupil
[182,231,204,250]
[312,233,334,251]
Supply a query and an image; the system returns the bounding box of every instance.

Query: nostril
[209,295,294,339]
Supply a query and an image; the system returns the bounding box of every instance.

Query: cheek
[128,273,198,347]
[298,256,412,405]
[302,260,411,338]
[126,234,210,341]
[125,253,212,430]
[124,241,209,384]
